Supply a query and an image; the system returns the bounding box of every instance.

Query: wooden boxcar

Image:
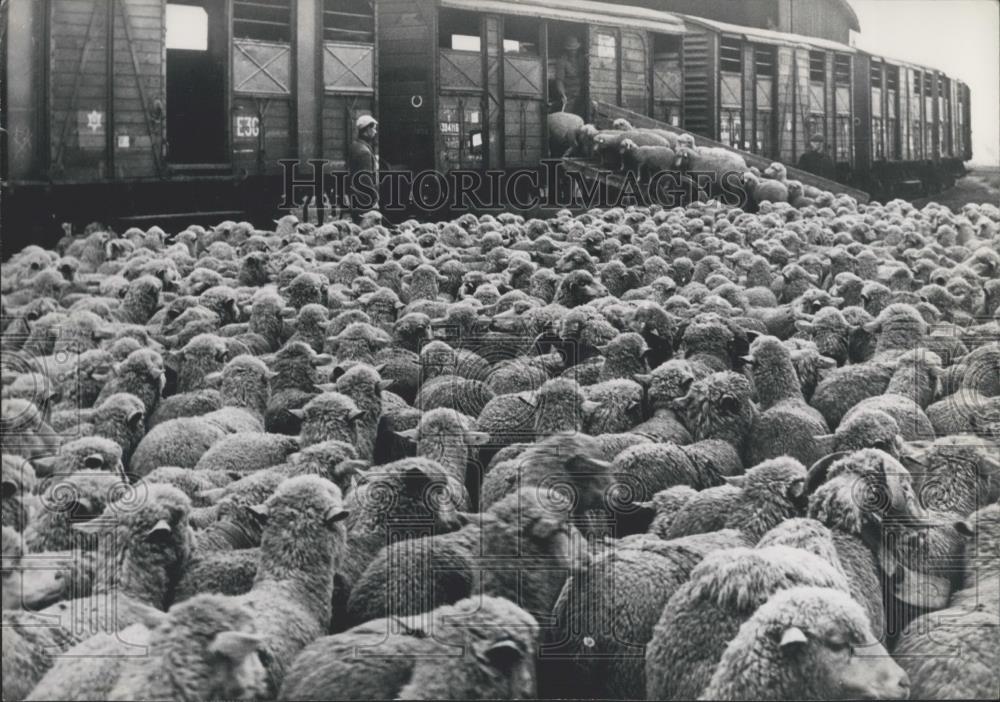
[853,50,969,197]
[375,0,686,177]
[2,0,377,241]
[678,16,858,183]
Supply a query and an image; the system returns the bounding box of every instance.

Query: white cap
[356,115,377,131]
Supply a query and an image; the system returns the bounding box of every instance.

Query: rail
[590,100,871,203]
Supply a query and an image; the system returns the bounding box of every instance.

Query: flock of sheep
[1,168,999,701]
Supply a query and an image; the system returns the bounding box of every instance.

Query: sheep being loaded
[548,112,586,158]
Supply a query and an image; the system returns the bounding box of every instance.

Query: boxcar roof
[682,14,856,53]
[440,0,686,34]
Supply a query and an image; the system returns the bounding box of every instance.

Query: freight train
[0,0,973,245]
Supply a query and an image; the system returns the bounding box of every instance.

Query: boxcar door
[587,25,619,116]
[651,34,683,127]
[502,17,545,169]
[437,7,486,172]
[48,0,168,180]
[166,1,227,166]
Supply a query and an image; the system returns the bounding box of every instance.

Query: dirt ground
[912,166,1000,211]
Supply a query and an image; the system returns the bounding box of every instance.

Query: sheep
[480,432,613,514]
[548,111,586,157]
[543,529,744,700]
[892,503,999,700]
[26,594,267,702]
[29,436,125,479]
[221,475,349,696]
[804,448,939,639]
[701,586,911,700]
[619,138,677,182]
[743,335,830,466]
[346,486,585,627]
[3,484,193,698]
[628,360,695,444]
[2,454,37,532]
[645,545,851,700]
[193,432,301,476]
[839,349,940,441]
[279,596,540,700]
[289,392,364,448]
[898,434,1000,516]
[93,347,166,417]
[130,355,276,477]
[663,457,808,539]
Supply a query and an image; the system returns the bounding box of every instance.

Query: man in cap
[551,35,586,116]
[797,132,837,180]
[348,114,379,222]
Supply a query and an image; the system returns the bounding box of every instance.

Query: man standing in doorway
[797,133,837,180]
[348,114,379,221]
[551,35,586,117]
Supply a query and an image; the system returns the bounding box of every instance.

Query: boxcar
[678,16,858,183]
[853,51,969,197]
[375,0,685,180]
[2,0,377,242]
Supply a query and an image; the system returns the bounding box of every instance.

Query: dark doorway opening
[166,2,227,164]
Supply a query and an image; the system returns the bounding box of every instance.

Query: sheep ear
[722,475,747,488]
[209,631,263,662]
[633,373,653,387]
[247,504,269,524]
[465,431,490,446]
[204,371,222,388]
[374,362,388,374]
[795,320,814,334]
[324,506,350,525]
[805,451,851,495]
[1,480,17,500]
[719,394,741,415]
[475,638,524,671]
[30,455,59,478]
[314,383,338,393]
[581,400,602,414]
[288,408,306,420]
[779,626,808,650]
[127,409,145,430]
[395,428,418,441]
[347,409,366,423]
[862,320,880,334]
[377,379,395,391]
[401,466,432,494]
[953,519,975,537]
[145,519,172,540]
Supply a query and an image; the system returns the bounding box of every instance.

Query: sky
[848,0,1000,167]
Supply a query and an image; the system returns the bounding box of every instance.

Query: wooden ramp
[590,100,871,204]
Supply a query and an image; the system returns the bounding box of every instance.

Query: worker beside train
[797,133,837,181]
[348,114,380,223]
